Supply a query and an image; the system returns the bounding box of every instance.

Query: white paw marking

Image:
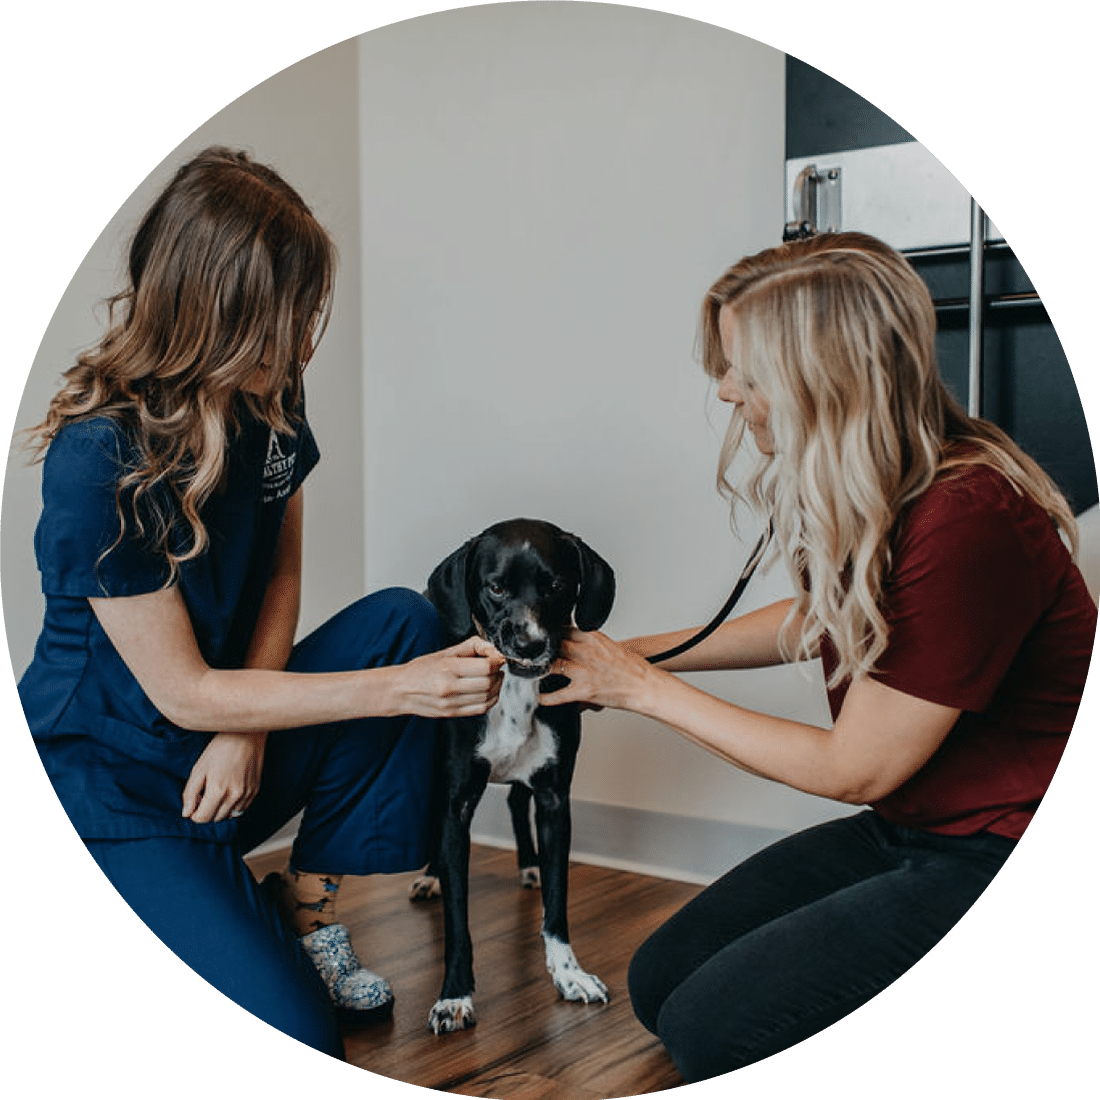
[428,996,476,1034]
[519,866,541,889]
[409,874,441,901]
[543,933,608,1004]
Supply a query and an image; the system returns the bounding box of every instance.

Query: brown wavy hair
[700,231,1077,686]
[29,146,336,581]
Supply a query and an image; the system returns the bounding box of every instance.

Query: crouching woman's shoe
[298,922,395,1021]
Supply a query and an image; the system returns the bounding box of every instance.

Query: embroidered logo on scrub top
[262,429,297,503]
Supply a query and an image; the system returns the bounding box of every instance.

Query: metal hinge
[783,163,842,240]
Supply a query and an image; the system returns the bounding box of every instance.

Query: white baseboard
[471,784,787,885]
[245,789,790,885]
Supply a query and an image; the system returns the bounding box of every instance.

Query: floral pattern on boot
[299,922,394,1016]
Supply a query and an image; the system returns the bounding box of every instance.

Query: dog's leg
[410,721,448,901]
[533,787,608,1005]
[507,783,540,888]
[428,757,491,1034]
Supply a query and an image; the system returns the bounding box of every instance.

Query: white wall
[2,4,843,869]
[2,39,365,675]
[357,3,840,840]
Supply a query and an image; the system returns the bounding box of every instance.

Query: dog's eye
[487,582,505,599]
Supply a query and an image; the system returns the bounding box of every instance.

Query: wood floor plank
[247,844,698,1096]
[457,1070,605,1099]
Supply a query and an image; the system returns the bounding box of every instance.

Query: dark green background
[4,4,1095,1095]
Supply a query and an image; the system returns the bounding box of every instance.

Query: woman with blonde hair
[542,232,1096,1081]
[18,147,503,1058]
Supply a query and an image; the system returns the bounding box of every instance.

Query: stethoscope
[644,517,775,665]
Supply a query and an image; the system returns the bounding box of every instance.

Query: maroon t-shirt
[820,464,1096,838]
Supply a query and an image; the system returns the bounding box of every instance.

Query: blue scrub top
[18,402,320,841]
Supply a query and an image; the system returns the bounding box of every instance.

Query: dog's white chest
[478,671,557,783]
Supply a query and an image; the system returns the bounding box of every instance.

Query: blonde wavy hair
[29,146,336,582]
[700,231,1077,687]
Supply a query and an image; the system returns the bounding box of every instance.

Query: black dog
[410,518,615,1034]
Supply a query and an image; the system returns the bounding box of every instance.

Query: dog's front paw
[543,935,610,1004]
[519,865,541,889]
[554,967,609,1004]
[409,873,441,901]
[428,996,477,1034]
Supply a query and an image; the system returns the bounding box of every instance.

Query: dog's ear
[426,539,476,640]
[568,535,616,631]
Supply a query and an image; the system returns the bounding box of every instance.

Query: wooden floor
[246,844,700,1098]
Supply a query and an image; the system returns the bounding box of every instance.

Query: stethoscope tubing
[644,518,774,665]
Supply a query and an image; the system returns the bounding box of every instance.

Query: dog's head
[426,518,615,678]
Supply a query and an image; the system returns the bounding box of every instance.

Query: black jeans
[628,810,1016,1082]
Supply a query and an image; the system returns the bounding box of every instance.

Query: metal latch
[783,164,842,240]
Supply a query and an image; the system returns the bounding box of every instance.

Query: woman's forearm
[90,579,503,733]
[233,565,301,740]
[546,627,959,806]
[220,491,304,742]
[244,572,299,673]
[175,642,502,732]
[625,659,958,805]
[630,663,858,799]
[180,663,407,732]
[243,487,304,675]
[623,598,804,673]
[548,628,846,794]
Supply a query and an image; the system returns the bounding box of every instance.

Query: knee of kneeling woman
[371,586,443,658]
[627,940,666,1035]
[656,995,746,1084]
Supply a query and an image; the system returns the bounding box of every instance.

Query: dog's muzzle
[473,614,554,677]
[505,655,552,678]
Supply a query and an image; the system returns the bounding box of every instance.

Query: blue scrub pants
[627,809,1016,1082]
[86,588,442,1060]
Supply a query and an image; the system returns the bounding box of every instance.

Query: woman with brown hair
[18,147,503,1058]
[542,232,1096,1081]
